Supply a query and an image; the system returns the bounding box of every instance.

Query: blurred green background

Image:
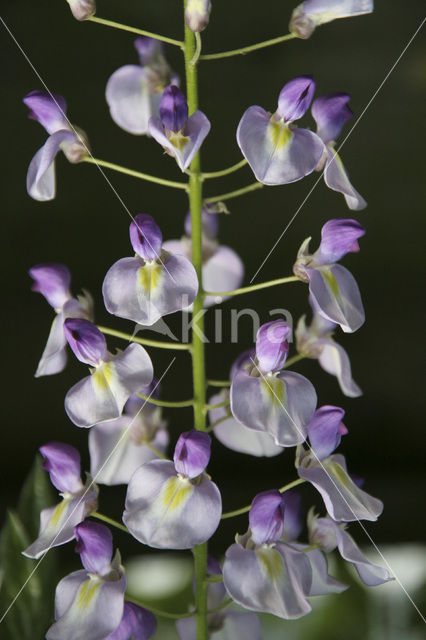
[0,0,425,637]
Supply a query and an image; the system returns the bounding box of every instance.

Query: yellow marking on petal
[161,476,193,512]
[50,498,69,527]
[102,362,114,385]
[261,375,286,408]
[92,367,109,392]
[76,579,101,610]
[168,131,190,152]
[256,547,284,583]
[322,268,340,297]
[138,262,162,293]
[327,461,351,489]
[269,120,293,150]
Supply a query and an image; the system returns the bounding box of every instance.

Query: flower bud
[185,0,211,32]
[66,0,96,21]
[159,85,188,133]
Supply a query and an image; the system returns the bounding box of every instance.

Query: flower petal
[129,214,163,262]
[312,93,353,143]
[124,460,222,549]
[107,602,157,640]
[179,110,211,170]
[277,76,316,122]
[249,490,285,545]
[324,147,367,210]
[75,521,113,574]
[24,90,68,135]
[173,430,211,479]
[35,313,68,377]
[307,405,347,460]
[255,320,291,373]
[334,526,392,586]
[40,441,82,493]
[203,246,244,307]
[29,263,71,309]
[26,130,76,201]
[305,547,347,595]
[316,337,362,397]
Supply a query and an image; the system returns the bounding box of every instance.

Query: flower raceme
[106,37,179,136]
[29,263,93,377]
[23,442,98,559]
[23,90,88,201]
[102,213,198,325]
[64,318,154,428]
[293,218,366,333]
[290,0,374,39]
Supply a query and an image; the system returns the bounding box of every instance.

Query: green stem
[204,399,230,411]
[97,325,192,351]
[284,354,305,368]
[145,443,169,460]
[301,543,319,553]
[92,512,128,534]
[200,32,296,60]
[125,595,195,620]
[88,16,184,48]
[205,181,263,203]
[202,159,247,179]
[83,157,188,191]
[204,275,300,298]
[221,478,306,520]
[190,32,202,66]
[137,393,194,408]
[207,379,231,388]
[207,598,233,614]
[184,7,208,639]
[206,414,229,433]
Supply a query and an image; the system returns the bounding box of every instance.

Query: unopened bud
[66,0,96,22]
[185,0,211,33]
[289,4,316,39]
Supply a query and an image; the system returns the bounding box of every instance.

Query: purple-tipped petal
[174,430,211,478]
[237,106,324,185]
[129,214,163,261]
[40,442,82,494]
[159,85,188,133]
[124,460,222,549]
[26,129,77,201]
[107,602,156,640]
[24,90,68,135]
[75,521,113,575]
[307,405,347,460]
[277,76,316,122]
[255,320,291,373]
[324,147,367,210]
[249,490,285,545]
[30,263,71,309]
[315,218,366,265]
[64,318,108,367]
[312,93,353,143]
[134,37,164,65]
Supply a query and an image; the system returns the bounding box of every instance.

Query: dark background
[1,0,425,562]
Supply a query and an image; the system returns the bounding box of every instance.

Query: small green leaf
[18,454,55,541]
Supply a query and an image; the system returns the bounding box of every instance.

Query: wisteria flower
[23,442,98,559]
[46,522,126,640]
[64,319,153,428]
[106,37,178,135]
[312,93,366,210]
[296,300,362,397]
[103,214,198,325]
[30,263,93,377]
[308,510,392,586]
[236,76,324,185]
[89,381,169,485]
[290,0,374,39]
[297,405,384,521]
[293,218,366,333]
[231,320,317,446]
[163,206,244,308]
[124,430,222,549]
[106,602,156,640]
[148,85,211,171]
[66,0,96,21]
[223,491,313,619]
[23,90,88,201]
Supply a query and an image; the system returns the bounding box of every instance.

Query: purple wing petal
[255,320,291,373]
[129,214,163,262]
[174,430,211,478]
[64,318,108,367]
[40,441,82,493]
[307,405,347,460]
[316,218,366,265]
[24,90,68,135]
[26,130,76,201]
[75,521,113,574]
[324,147,367,210]
[276,76,316,122]
[107,602,157,640]
[312,93,353,143]
[249,490,285,545]
[159,85,188,133]
[29,263,71,309]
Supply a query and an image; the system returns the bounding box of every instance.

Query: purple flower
[67,0,96,21]
[236,76,325,185]
[308,511,392,586]
[163,206,244,308]
[89,382,168,486]
[255,320,291,374]
[102,214,198,326]
[107,602,156,640]
[30,263,93,377]
[23,442,98,559]
[312,93,367,210]
[249,490,286,545]
[290,0,374,39]
[46,522,126,640]
[293,218,366,333]
[149,86,211,171]
[297,408,383,521]
[23,90,88,201]
[230,322,317,447]
[64,319,154,428]
[106,37,179,135]
[185,0,211,32]
[296,303,362,397]
[124,430,222,549]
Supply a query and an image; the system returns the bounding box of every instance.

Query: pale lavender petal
[312,93,353,143]
[281,490,303,542]
[102,253,198,326]
[129,214,163,261]
[307,264,365,333]
[40,441,82,493]
[107,602,156,640]
[134,37,164,65]
[237,106,324,185]
[64,318,108,366]
[185,206,220,239]
[230,350,255,379]
[303,0,374,22]
[159,85,188,133]
[324,147,367,210]
[249,490,285,545]
[203,245,244,307]
[276,76,316,122]
[317,338,362,397]
[315,218,366,265]
[305,548,347,595]
[29,263,71,309]
[215,612,262,640]
[255,320,291,373]
[334,526,392,586]
[26,129,76,201]
[307,405,347,460]
[223,542,312,619]
[75,521,113,574]
[24,90,68,135]
[174,430,211,478]
[35,313,68,377]
[124,460,222,549]
[179,110,211,171]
